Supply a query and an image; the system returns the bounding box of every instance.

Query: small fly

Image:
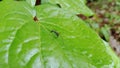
[51,30,59,38]
[56,3,62,8]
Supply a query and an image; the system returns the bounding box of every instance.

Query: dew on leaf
[82,51,87,55]
[88,54,93,58]
[66,36,76,38]
[47,57,59,68]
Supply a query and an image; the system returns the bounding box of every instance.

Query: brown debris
[109,36,120,56]
[33,16,39,22]
[35,0,41,6]
[77,14,88,20]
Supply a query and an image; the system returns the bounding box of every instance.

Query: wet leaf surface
[0,0,120,68]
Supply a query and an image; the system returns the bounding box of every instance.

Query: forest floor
[86,0,120,56]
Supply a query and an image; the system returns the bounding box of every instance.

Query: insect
[56,3,62,8]
[51,30,59,38]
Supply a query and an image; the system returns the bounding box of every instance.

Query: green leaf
[26,0,36,7]
[41,0,94,16]
[100,25,110,41]
[0,1,120,68]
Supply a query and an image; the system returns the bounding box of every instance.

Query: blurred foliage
[85,0,120,42]
[82,0,120,56]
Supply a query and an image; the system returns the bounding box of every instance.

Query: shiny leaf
[41,0,94,16]
[0,1,120,68]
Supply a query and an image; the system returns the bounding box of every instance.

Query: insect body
[51,30,59,38]
[56,3,61,8]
